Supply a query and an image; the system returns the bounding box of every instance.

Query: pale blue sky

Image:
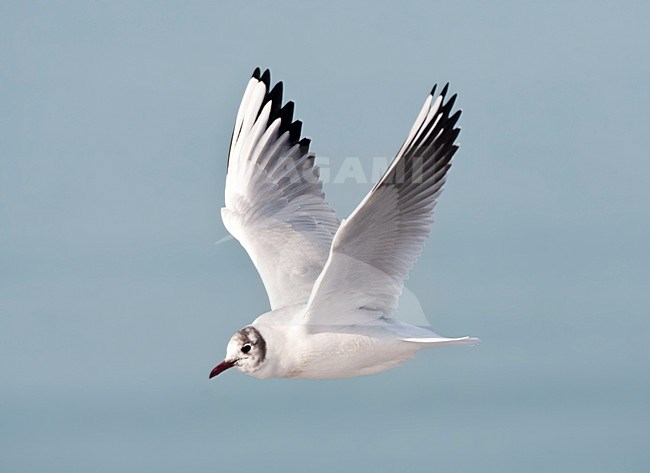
[1,1,649,472]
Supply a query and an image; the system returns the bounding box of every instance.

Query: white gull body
[210,68,479,380]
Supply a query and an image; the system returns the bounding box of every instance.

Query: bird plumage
[211,68,478,380]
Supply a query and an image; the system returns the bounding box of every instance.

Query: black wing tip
[446,110,462,133]
[289,120,303,142]
[430,84,437,96]
[281,100,295,116]
[269,81,283,98]
[443,93,458,113]
[265,82,283,117]
[279,101,295,132]
[440,82,450,98]
[252,67,271,86]
[260,69,271,88]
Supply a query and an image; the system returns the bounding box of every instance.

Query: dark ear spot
[241,344,251,354]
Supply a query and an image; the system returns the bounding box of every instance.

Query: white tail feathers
[401,336,481,347]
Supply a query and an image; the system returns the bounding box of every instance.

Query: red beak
[209,359,236,379]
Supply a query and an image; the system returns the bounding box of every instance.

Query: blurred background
[1,1,649,471]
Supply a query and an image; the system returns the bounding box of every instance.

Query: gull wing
[222,68,339,310]
[304,84,461,325]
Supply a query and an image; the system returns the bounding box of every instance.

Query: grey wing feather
[305,84,461,323]
[223,68,339,310]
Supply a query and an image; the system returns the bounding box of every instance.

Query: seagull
[209,68,479,380]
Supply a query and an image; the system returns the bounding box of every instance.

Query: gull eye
[241,344,252,354]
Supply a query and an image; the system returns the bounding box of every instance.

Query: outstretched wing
[304,84,461,325]
[222,68,339,310]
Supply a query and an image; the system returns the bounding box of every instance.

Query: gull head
[209,326,267,379]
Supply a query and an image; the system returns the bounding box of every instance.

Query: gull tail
[401,336,481,347]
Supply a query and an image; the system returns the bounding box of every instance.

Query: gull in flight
[210,68,479,380]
